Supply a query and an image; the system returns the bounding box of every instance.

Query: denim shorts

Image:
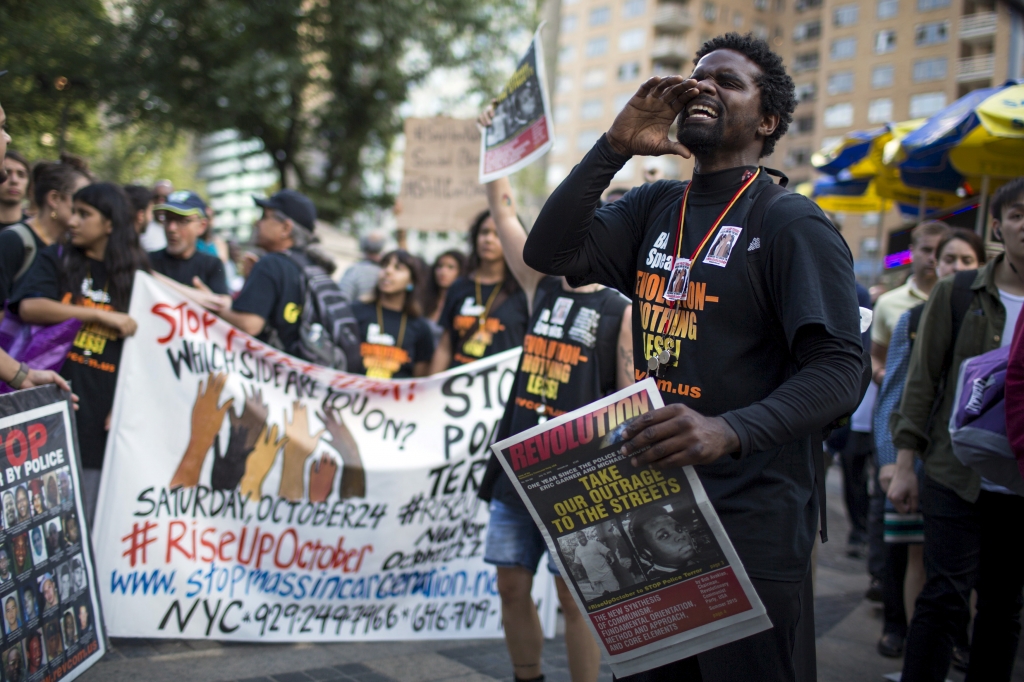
[484,498,558,575]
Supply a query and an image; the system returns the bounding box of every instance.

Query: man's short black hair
[693,32,796,158]
[990,177,1024,221]
[123,184,154,214]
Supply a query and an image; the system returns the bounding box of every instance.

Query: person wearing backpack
[0,156,92,306]
[521,34,864,682]
[888,177,1024,682]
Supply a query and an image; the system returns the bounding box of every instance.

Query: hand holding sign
[170,373,234,488]
[617,402,739,470]
[279,402,325,501]
[606,76,698,159]
[239,423,287,501]
[213,386,269,491]
[319,408,366,499]
[308,455,338,503]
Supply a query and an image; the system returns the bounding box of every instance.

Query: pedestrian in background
[0,149,30,229]
[420,249,466,344]
[338,230,386,303]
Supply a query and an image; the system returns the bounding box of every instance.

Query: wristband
[9,362,29,389]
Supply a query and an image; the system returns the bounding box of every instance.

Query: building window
[915,21,949,45]
[794,19,822,42]
[792,51,820,72]
[785,147,812,167]
[872,64,894,88]
[917,0,950,11]
[795,82,818,102]
[553,134,568,153]
[834,4,859,26]
[614,92,633,111]
[795,0,823,11]
[877,0,899,17]
[793,115,815,133]
[868,97,893,123]
[752,21,769,39]
[618,28,646,51]
[590,6,611,26]
[703,2,718,21]
[909,91,946,117]
[556,75,573,93]
[577,130,602,151]
[831,37,858,60]
[583,68,606,89]
[733,11,744,27]
[554,104,571,124]
[623,0,646,17]
[913,57,947,82]
[754,0,770,10]
[586,36,609,57]
[561,15,578,33]
[824,102,855,128]
[618,61,641,81]
[875,29,897,53]
[581,99,604,120]
[828,71,854,95]
[559,45,576,63]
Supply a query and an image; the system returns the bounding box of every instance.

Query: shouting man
[524,33,863,681]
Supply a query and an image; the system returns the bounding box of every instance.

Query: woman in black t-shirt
[10,183,149,521]
[351,250,434,379]
[430,212,528,371]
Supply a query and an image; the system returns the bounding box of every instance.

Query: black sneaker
[865,577,884,603]
[951,645,970,672]
[877,632,905,658]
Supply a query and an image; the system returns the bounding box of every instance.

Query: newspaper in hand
[491,379,771,677]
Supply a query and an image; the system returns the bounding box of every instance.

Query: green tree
[109,0,531,221]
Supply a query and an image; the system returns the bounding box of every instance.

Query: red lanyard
[661,168,761,333]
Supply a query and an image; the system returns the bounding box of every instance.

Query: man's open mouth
[685,102,719,120]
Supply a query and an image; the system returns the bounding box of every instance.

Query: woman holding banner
[10,183,150,526]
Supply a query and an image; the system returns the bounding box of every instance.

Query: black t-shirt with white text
[438,277,529,367]
[232,251,304,356]
[9,245,127,469]
[351,302,435,379]
[149,248,229,295]
[528,139,862,581]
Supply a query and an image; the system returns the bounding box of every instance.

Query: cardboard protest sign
[92,273,556,641]
[479,27,555,183]
[0,385,106,681]
[397,117,488,232]
[492,380,771,677]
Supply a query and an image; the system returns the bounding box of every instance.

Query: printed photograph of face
[0,548,12,582]
[57,563,72,602]
[44,519,63,556]
[61,609,77,649]
[555,519,648,603]
[58,468,73,505]
[622,494,726,581]
[15,485,31,524]
[76,601,91,633]
[63,512,81,546]
[29,525,48,565]
[43,619,63,659]
[28,479,45,516]
[3,591,21,634]
[12,533,32,575]
[26,631,45,674]
[3,641,25,682]
[70,555,86,593]
[43,473,60,510]
[3,490,16,528]
[37,573,59,612]
[21,587,38,624]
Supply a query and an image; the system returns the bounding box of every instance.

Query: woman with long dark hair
[10,183,150,522]
[351,250,435,378]
[429,211,528,372]
[420,249,466,343]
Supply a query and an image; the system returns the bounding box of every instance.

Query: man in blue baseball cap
[211,189,328,355]
[149,190,229,294]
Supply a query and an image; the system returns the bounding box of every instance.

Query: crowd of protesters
[2,32,1024,682]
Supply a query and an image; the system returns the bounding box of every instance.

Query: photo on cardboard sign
[29,524,48,565]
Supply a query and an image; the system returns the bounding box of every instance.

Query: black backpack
[278,250,361,372]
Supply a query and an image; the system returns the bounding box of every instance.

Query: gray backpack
[9,223,38,282]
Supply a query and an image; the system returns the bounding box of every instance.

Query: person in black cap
[148,190,228,294]
[210,189,326,354]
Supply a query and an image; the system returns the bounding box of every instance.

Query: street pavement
[80,465,1024,682]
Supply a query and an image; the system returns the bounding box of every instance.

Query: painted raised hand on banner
[212,386,268,491]
[170,372,234,488]
[239,423,287,501]
[279,402,325,501]
[318,408,366,499]
[308,455,338,503]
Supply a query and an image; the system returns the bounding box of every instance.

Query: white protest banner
[397,117,488,232]
[92,273,556,641]
[0,385,106,681]
[479,26,555,183]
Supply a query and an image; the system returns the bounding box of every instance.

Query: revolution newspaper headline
[491,380,770,677]
[478,25,555,183]
[92,272,556,641]
[0,385,106,681]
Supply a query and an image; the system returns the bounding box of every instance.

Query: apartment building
[547,0,1024,262]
